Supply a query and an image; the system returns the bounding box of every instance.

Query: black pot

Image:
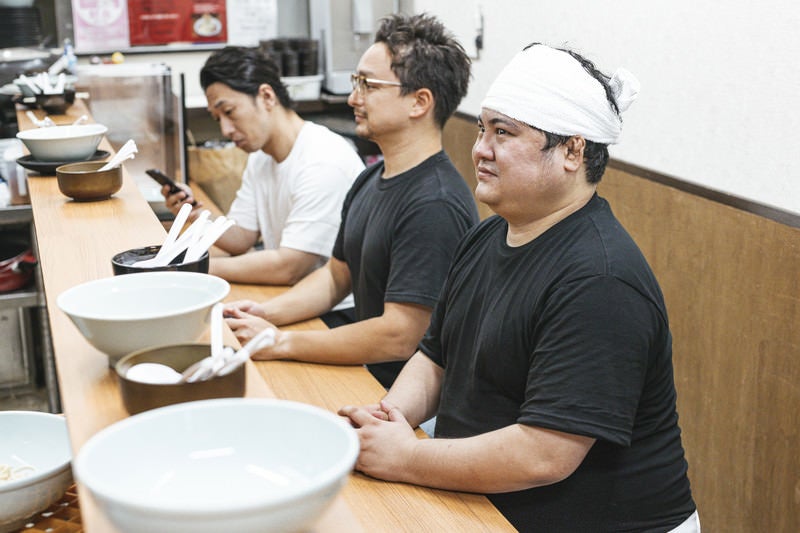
[0,238,37,292]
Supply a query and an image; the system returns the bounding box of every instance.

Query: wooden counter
[20,103,514,532]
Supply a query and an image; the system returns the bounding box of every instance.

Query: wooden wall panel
[599,166,800,533]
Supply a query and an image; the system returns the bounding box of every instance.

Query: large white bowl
[16,123,107,162]
[73,398,359,533]
[57,272,230,365]
[0,411,73,533]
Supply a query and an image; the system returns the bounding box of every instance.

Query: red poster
[128,0,227,46]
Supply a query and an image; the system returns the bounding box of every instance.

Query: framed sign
[71,0,269,53]
[128,0,227,47]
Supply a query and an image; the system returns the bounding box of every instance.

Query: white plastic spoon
[215,328,277,377]
[97,139,138,172]
[25,111,54,127]
[18,74,41,95]
[183,216,235,263]
[183,303,225,383]
[149,210,211,266]
[132,208,209,267]
[131,203,193,267]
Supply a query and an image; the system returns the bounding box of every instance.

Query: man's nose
[219,117,235,137]
[472,136,493,162]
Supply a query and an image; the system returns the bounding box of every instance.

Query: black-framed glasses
[350,73,403,96]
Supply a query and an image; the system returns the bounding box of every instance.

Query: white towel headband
[481,45,640,144]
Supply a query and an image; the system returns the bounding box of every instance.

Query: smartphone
[146,168,196,205]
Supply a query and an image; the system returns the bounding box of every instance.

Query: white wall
[414,0,800,215]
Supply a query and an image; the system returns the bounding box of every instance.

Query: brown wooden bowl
[55,161,122,201]
[115,343,245,415]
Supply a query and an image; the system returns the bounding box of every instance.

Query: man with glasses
[224,13,478,390]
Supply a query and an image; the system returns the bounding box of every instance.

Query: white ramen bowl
[0,411,73,533]
[57,272,230,365]
[73,398,359,533]
[16,123,107,161]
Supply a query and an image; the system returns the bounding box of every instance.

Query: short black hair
[375,13,471,128]
[523,43,620,184]
[200,46,293,109]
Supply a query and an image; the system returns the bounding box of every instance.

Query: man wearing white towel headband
[340,43,700,532]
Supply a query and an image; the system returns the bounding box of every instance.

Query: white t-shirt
[227,121,364,308]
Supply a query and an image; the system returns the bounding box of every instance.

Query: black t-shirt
[333,151,479,387]
[419,195,695,532]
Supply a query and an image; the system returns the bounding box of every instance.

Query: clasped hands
[338,400,420,482]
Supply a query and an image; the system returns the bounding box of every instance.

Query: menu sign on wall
[128,0,227,46]
[72,0,131,53]
[71,0,274,53]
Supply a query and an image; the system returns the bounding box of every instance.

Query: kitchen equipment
[73,398,359,533]
[115,343,245,414]
[0,47,59,90]
[56,271,230,365]
[55,160,122,201]
[309,0,399,94]
[0,7,42,49]
[111,246,210,275]
[16,123,107,162]
[0,411,73,533]
[0,237,36,292]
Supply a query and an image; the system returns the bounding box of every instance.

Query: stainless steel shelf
[0,288,39,310]
[0,204,33,225]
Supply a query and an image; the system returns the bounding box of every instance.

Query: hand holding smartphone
[146,168,197,206]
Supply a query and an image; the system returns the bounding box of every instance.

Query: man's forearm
[383,351,443,427]
[210,248,321,286]
[259,262,350,326]
[259,299,430,365]
[387,424,594,494]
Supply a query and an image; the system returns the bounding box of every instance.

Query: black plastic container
[111,245,210,275]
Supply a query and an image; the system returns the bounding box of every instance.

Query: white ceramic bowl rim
[16,124,108,141]
[56,272,230,321]
[0,411,72,493]
[73,398,359,514]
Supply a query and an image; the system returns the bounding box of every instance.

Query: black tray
[16,150,110,175]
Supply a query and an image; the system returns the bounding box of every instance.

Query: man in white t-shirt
[163,46,364,292]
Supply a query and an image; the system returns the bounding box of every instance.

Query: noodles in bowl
[0,464,36,482]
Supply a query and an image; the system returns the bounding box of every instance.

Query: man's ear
[409,88,434,119]
[257,83,278,110]
[563,136,586,172]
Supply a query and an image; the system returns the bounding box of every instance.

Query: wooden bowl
[55,161,122,201]
[115,343,245,415]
